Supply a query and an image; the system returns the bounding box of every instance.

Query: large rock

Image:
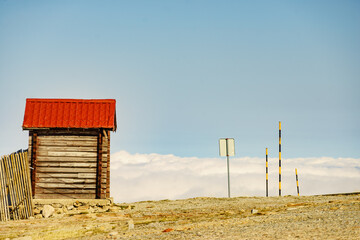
[52,203,63,208]
[127,219,134,230]
[33,208,41,215]
[109,231,118,236]
[109,206,119,212]
[251,209,258,214]
[77,205,90,211]
[42,205,55,218]
[13,237,32,240]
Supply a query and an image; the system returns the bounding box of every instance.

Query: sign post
[219,138,235,198]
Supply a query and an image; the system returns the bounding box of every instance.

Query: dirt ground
[1,193,359,240]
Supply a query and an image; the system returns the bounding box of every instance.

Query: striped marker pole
[295,168,300,196]
[266,148,269,197]
[279,121,281,196]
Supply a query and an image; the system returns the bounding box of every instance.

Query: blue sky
[1,0,359,159]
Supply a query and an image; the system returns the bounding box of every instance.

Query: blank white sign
[219,138,235,156]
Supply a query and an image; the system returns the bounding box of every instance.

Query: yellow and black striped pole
[295,168,300,196]
[279,121,281,196]
[266,148,268,197]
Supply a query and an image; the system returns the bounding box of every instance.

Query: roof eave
[22,127,116,131]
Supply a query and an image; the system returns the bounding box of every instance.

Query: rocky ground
[1,193,359,240]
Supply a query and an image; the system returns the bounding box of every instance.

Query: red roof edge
[22,98,117,131]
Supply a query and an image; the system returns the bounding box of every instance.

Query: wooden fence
[0,151,33,221]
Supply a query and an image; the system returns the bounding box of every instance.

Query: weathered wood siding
[28,129,110,199]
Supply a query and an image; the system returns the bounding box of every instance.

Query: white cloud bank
[110,151,360,203]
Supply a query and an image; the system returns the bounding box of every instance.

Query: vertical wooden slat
[31,132,38,197]
[17,153,28,218]
[16,153,29,218]
[0,156,9,221]
[23,151,34,217]
[13,154,24,218]
[96,131,103,199]
[106,130,110,198]
[0,157,4,221]
[16,153,27,218]
[11,154,23,219]
[8,155,18,220]
[4,155,17,220]
[3,156,10,221]
[0,156,4,221]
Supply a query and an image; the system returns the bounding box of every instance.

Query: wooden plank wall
[28,129,110,199]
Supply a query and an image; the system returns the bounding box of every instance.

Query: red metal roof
[22,99,117,131]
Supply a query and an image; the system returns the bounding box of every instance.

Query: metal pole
[295,168,300,196]
[266,148,268,197]
[279,121,281,196]
[226,139,230,198]
[227,155,230,198]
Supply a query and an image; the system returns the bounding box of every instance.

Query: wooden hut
[22,98,117,199]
